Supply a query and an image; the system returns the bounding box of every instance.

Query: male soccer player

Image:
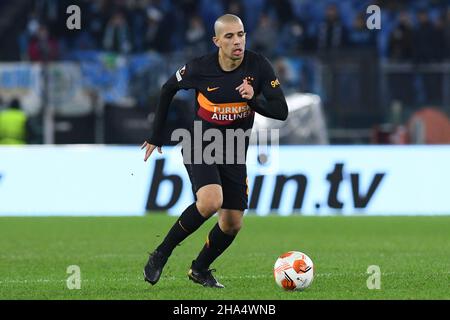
[142,14,288,288]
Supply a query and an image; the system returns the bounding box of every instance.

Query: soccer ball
[273,251,314,291]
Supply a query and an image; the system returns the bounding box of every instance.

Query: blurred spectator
[185,16,208,57]
[143,7,170,52]
[18,11,39,59]
[388,11,414,61]
[26,11,40,38]
[102,11,132,54]
[273,57,298,93]
[250,13,277,57]
[37,0,80,40]
[143,8,159,50]
[34,0,60,32]
[28,24,59,61]
[264,0,294,28]
[347,12,377,49]
[8,0,446,60]
[172,0,201,47]
[0,98,27,145]
[128,0,149,52]
[317,4,348,53]
[84,0,109,50]
[412,9,438,64]
[223,0,246,24]
[277,20,307,55]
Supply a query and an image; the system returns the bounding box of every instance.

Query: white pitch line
[1,272,448,285]
[0,275,268,284]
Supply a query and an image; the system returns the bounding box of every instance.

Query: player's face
[215,22,246,61]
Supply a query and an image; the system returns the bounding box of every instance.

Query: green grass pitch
[0,215,449,300]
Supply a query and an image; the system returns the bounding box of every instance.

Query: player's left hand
[141,141,162,162]
[236,79,254,100]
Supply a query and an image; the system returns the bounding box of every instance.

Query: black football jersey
[148,49,287,147]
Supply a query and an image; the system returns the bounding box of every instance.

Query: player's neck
[218,51,244,72]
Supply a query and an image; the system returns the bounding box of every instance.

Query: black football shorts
[184,161,249,211]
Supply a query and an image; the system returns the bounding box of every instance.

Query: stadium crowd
[1,0,449,145]
[18,0,450,62]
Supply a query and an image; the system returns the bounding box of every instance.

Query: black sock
[156,203,207,257]
[193,223,236,270]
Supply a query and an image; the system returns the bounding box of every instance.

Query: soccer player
[142,14,288,288]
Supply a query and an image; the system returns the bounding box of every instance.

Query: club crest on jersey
[244,76,254,85]
[176,65,186,82]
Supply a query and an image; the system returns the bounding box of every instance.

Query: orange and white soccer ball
[273,251,314,291]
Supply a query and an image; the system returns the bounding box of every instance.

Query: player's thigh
[218,209,244,235]
[184,162,223,215]
[218,163,248,211]
[184,162,221,195]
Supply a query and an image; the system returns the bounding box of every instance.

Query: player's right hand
[141,141,162,162]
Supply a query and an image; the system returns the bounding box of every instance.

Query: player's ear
[212,36,220,48]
